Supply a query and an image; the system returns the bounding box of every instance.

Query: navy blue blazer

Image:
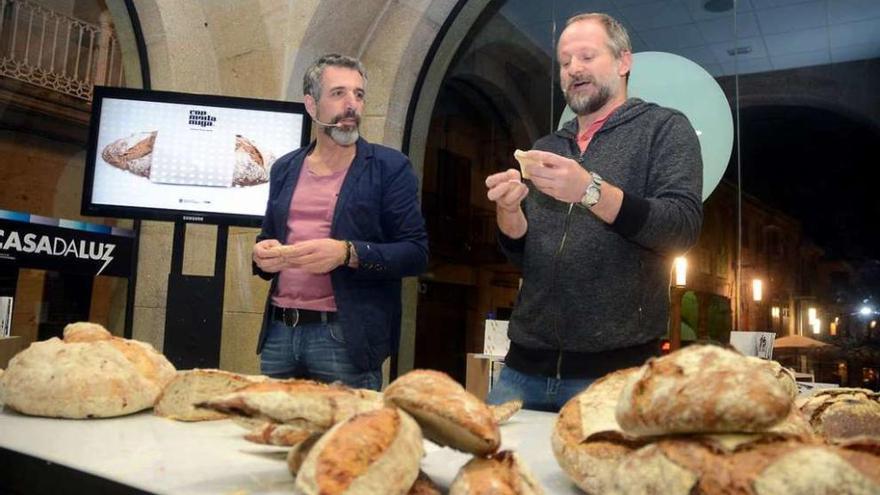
[254,138,428,371]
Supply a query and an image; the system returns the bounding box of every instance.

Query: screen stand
[162,221,228,369]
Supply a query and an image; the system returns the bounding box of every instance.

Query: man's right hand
[485,168,528,239]
[486,169,528,212]
[253,239,286,273]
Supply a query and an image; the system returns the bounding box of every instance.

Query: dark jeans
[259,319,381,391]
[486,366,595,412]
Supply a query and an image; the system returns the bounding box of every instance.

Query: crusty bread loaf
[551,368,645,494]
[799,388,880,442]
[154,369,268,421]
[101,131,156,177]
[490,399,523,425]
[606,438,880,495]
[0,322,175,418]
[295,407,424,495]
[384,369,500,455]
[449,450,544,495]
[233,135,276,186]
[197,380,382,431]
[616,345,793,435]
[408,471,442,495]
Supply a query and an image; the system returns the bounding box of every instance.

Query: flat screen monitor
[82,86,311,226]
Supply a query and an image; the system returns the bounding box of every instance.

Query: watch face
[585,186,600,205]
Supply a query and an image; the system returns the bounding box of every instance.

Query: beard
[563,77,614,116]
[323,109,361,146]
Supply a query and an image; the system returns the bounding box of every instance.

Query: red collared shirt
[576,104,621,153]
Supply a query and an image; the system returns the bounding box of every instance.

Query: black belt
[271,306,336,327]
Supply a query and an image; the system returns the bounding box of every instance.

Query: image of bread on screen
[233,134,276,186]
[294,407,424,495]
[383,369,501,456]
[101,131,157,177]
[0,321,175,418]
[449,450,544,495]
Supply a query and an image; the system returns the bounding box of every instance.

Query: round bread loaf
[295,407,423,495]
[799,388,880,442]
[551,368,645,494]
[384,369,500,455]
[0,322,175,418]
[616,345,794,435]
[449,450,544,495]
[101,131,156,177]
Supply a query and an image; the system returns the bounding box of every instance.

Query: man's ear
[618,51,633,78]
[304,94,317,119]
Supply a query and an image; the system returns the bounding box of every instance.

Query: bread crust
[449,450,544,495]
[384,369,500,455]
[295,407,424,495]
[616,345,793,435]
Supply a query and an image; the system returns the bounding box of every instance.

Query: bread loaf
[101,131,156,177]
[295,407,423,495]
[799,388,880,442]
[154,369,268,421]
[490,399,523,425]
[0,322,175,418]
[197,380,382,431]
[286,432,322,476]
[408,471,443,495]
[606,438,880,495]
[449,450,544,495]
[384,369,500,455]
[616,345,793,435]
[247,421,316,446]
[233,134,276,186]
[551,368,645,494]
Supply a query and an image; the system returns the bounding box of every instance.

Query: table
[0,407,582,494]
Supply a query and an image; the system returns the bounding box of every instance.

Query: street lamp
[674,257,687,287]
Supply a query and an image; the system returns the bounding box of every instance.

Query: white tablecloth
[0,407,582,494]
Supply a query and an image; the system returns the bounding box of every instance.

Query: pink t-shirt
[272,163,349,311]
[576,103,621,153]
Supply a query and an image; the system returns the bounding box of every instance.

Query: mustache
[567,76,594,91]
[332,109,361,124]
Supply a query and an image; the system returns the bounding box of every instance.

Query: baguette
[154,369,268,421]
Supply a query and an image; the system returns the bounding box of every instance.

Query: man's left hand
[280,238,347,274]
[526,150,590,204]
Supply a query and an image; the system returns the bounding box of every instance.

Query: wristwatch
[579,171,603,208]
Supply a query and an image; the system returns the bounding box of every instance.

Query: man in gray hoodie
[485,12,703,411]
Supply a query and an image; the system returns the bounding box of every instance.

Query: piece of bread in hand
[513,149,541,179]
[450,450,545,495]
[0,322,175,418]
[295,407,424,495]
[384,369,500,455]
[101,131,157,177]
[154,369,268,421]
[616,345,794,436]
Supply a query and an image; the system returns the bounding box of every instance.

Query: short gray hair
[302,54,367,101]
[565,13,631,58]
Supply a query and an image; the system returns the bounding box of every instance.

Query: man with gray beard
[252,54,428,389]
[484,13,703,411]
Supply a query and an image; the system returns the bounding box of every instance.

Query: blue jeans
[260,319,382,391]
[486,366,595,412]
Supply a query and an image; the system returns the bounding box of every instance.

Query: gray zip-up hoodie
[500,98,703,363]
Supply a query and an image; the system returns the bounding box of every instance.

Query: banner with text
[0,210,135,277]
